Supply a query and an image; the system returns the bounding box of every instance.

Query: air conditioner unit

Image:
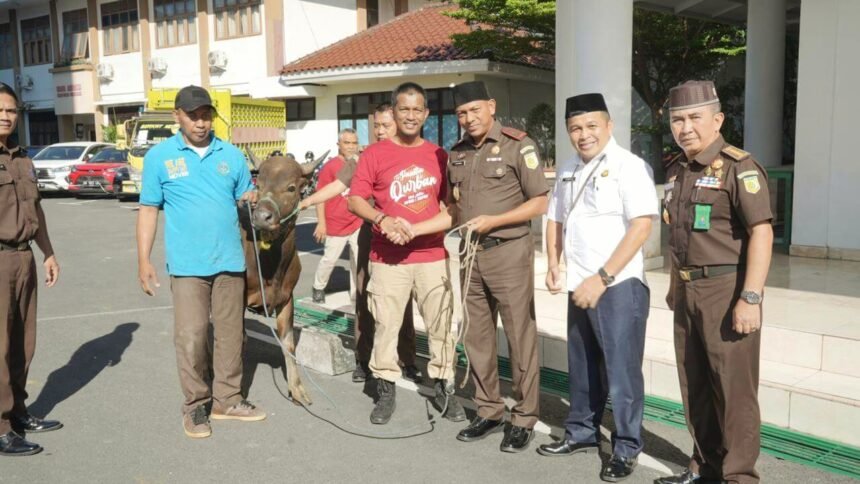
[208,50,228,72]
[97,63,114,81]
[147,57,168,75]
[15,74,34,91]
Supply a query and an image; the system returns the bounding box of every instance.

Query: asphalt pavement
[1,196,852,483]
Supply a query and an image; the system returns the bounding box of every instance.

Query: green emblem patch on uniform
[743,175,761,194]
[524,152,539,170]
[693,204,711,231]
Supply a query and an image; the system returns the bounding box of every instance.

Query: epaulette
[720,144,751,162]
[500,126,527,141]
[664,151,684,170]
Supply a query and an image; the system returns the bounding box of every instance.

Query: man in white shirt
[540,93,658,483]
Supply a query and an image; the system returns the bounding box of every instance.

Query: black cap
[175,85,214,112]
[453,81,491,107]
[565,93,609,119]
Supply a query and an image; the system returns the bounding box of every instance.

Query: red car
[67,148,130,198]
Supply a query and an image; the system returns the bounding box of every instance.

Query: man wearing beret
[541,93,658,482]
[657,81,773,484]
[409,81,549,452]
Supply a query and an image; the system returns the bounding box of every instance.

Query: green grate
[293,301,860,480]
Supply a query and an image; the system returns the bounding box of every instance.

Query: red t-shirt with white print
[317,156,362,236]
[349,139,448,264]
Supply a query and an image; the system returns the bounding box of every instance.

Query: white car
[33,142,114,192]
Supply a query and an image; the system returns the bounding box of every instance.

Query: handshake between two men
[376,211,500,246]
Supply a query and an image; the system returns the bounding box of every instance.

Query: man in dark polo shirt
[657,80,773,484]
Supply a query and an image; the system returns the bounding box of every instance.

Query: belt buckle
[678,269,692,282]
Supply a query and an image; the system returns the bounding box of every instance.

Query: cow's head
[248,149,327,232]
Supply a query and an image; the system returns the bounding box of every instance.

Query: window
[336,89,461,148]
[101,0,140,55]
[0,24,14,69]
[21,16,52,66]
[61,9,89,62]
[423,88,461,150]
[154,0,197,48]
[286,98,315,122]
[214,0,261,40]
[337,91,388,146]
[366,0,379,28]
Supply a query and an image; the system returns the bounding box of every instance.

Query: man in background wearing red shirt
[348,82,466,425]
[311,129,362,304]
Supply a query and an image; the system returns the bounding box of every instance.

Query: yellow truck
[118,88,286,200]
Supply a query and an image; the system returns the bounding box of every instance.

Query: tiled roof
[281,3,552,75]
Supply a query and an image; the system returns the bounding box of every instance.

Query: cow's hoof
[289,384,313,406]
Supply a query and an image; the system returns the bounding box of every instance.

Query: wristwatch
[740,290,763,305]
[598,267,615,286]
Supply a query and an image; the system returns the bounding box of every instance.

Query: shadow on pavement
[28,322,140,418]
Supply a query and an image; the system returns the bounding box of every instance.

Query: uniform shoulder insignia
[500,126,527,141]
[720,145,751,162]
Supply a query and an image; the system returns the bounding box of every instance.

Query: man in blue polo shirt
[136,85,264,439]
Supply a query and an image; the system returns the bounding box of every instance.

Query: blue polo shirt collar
[173,132,224,159]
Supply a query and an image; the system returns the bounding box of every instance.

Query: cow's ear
[246,149,265,170]
[301,149,329,177]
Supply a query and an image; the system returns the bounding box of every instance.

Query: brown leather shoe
[211,400,267,421]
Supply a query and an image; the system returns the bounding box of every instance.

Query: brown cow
[240,151,326,406]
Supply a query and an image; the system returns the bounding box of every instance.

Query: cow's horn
[246,148,264,170]
[301,149,330,176]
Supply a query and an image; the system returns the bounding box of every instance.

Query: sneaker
[211,400,267,421]
[183,405,211,439]
[370,379,396,425]
[312,288,326,304]
[433,379,466,422]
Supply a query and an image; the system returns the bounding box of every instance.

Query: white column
[743,0,786,167]
[555,0,633,164]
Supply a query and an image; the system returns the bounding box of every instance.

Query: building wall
[207,1,268,94]
[95,0,145,103]
[16,4,55,110]
[283,0,356,63]
[792,0,860,255]
[285,74,475,160]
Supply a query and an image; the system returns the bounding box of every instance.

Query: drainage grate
[293,301,860,480]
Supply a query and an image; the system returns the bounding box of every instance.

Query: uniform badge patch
[524,152,539,170]
[217,161,230,175]
[520,145,535,155]
[491,145,501,155]
[743,175,761,194]
[601,170,609,177]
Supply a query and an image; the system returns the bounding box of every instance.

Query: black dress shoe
[401,364,423,383]
[601,455,637,482]
[0,431,42,456]
[500,425,534,453]
[11,414,63,434]
[456,417,504,442]
[537,439,599,457]
[352,362,369,383]
[655,469,705,484]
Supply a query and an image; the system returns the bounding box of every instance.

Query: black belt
[678,264,738,282]
[475,234,525,252]
[0,241,30,251]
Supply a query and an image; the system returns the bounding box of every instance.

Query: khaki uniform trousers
[171,272,245,415]
[673,271,761,484]
[463,235,540,428]
[367,259,455,382]
[0,249,37,434]
[353,223,415,365]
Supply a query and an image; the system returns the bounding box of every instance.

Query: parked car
[67,147,129,198]
[32,142,113,193]
[24,145,47,158]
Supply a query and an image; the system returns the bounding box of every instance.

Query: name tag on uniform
[562,176,574,182]
[695,176,721,189]
[486,157,503,162]
[452,160,465,166]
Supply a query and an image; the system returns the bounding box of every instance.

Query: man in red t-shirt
[311,129,362,304]
[348,82,465,425]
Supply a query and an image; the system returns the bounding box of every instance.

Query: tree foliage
[445,0,555,62]
[447,2,747,176]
